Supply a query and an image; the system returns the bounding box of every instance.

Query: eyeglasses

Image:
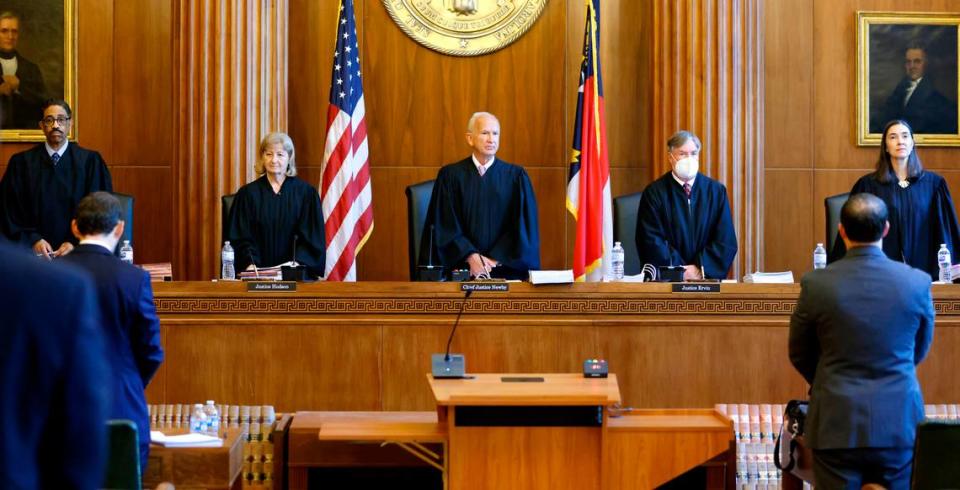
[41,116,71,127]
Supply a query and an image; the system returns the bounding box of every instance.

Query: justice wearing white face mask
[672,156,699,182]
[635,130,738,280]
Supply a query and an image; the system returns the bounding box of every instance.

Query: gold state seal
[383,0,549,56]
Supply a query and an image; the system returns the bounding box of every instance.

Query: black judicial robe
[226,175,326,277]
[830,171,960,280]
[425,157,540,279]
[635,171,738,279]
[0,143,112,249]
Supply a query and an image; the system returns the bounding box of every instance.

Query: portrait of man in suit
[0,10,46,129]
[0,1,71,139]
[865,20,959,139]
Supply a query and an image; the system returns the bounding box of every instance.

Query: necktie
[683,183,691,198]
[478,165,485,177]
[51,153,60,165]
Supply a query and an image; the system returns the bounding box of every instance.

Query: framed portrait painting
[0,0,75,142]
[858,12,960,146]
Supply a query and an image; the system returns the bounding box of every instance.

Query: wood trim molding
[174,0,288,280]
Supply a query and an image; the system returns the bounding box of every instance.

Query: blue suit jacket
[789,245,935,449]
[61,243,164,465]
[0,241,109,488]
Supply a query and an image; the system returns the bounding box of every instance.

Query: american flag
[321,0,373,281]
[566,0,611,282]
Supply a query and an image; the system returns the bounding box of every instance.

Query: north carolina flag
[566,0,612,282]
[320,0,373,281]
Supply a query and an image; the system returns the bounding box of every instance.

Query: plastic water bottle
[938,243,952,283]
[611,241,625,281]
[203,400,220,437]
[813,243,826,270]
[221,241,235,280]
[189,404,206,434]
[119,240,133,265]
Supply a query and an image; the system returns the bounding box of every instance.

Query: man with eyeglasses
[0,99,112,258]
[635,130,737,280]
[0,10,46,130]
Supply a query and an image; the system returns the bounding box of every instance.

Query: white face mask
[673,156,699,181]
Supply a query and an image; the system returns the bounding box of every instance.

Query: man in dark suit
[0,239,110,488]
[0,11,47,129]
[61,191,164,469]
[874,43,958,135]
[790,192,935,489]
[0,99,112,257]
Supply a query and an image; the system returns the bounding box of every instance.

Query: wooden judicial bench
[145,282,960,488]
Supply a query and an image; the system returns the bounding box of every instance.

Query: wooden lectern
[428,373,621,490]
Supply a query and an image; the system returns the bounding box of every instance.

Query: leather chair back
[613,191,643,276]
[405,180,435,281]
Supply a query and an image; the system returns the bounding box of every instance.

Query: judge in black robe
[424,112,540,280]
[635,131,737,280]
[830,120,960,280]
[0,101,112,255]
[225,132,326,278]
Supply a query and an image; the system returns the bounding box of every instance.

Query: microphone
[431,289,472,378]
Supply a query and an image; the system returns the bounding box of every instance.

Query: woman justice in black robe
[831,119,960,280]
[226,132,326,278]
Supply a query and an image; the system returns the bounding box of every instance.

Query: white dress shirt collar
[472,154,495,175]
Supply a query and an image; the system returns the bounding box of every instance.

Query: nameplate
[672,283,720,293]
[461,282,509,292]
[247,281,298,292]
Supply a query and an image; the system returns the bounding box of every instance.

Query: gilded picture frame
[858,12,960,146]
[0,0,76,142]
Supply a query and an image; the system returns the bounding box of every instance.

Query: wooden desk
[603,409,735,489]
[430,373,621,490]
[143,427,244,490]
[281,411,444,490]
[147,282,960,412]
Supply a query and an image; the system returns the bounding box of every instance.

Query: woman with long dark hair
[830,119,960,279]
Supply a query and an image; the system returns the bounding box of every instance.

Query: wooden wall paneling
[764,170,813,277]
[110,167,173,263]
[159,321,382,412]
[109,0,175,265]
[76,0,115,162]
[916,317,960,404]
[112,0,173,164]
[362,0,568,169]
[762,0,812,169]
[526,167,569,270]
[381,319,599,411]
[355,166,439,281]
[598,322,810,408]
[174,0,288,280]
[286,0,348,167]
[649,0,764,278]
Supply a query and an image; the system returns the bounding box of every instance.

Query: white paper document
[150,431,223,447]
[528,269,575,284]
[743,271,794,284]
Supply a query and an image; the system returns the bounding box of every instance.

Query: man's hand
[466,253,498,278]
[54,242,74,257]
[0,81,11,96]
[3,74,19,92]
[33,239,54,259]
[683,264,703,280]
